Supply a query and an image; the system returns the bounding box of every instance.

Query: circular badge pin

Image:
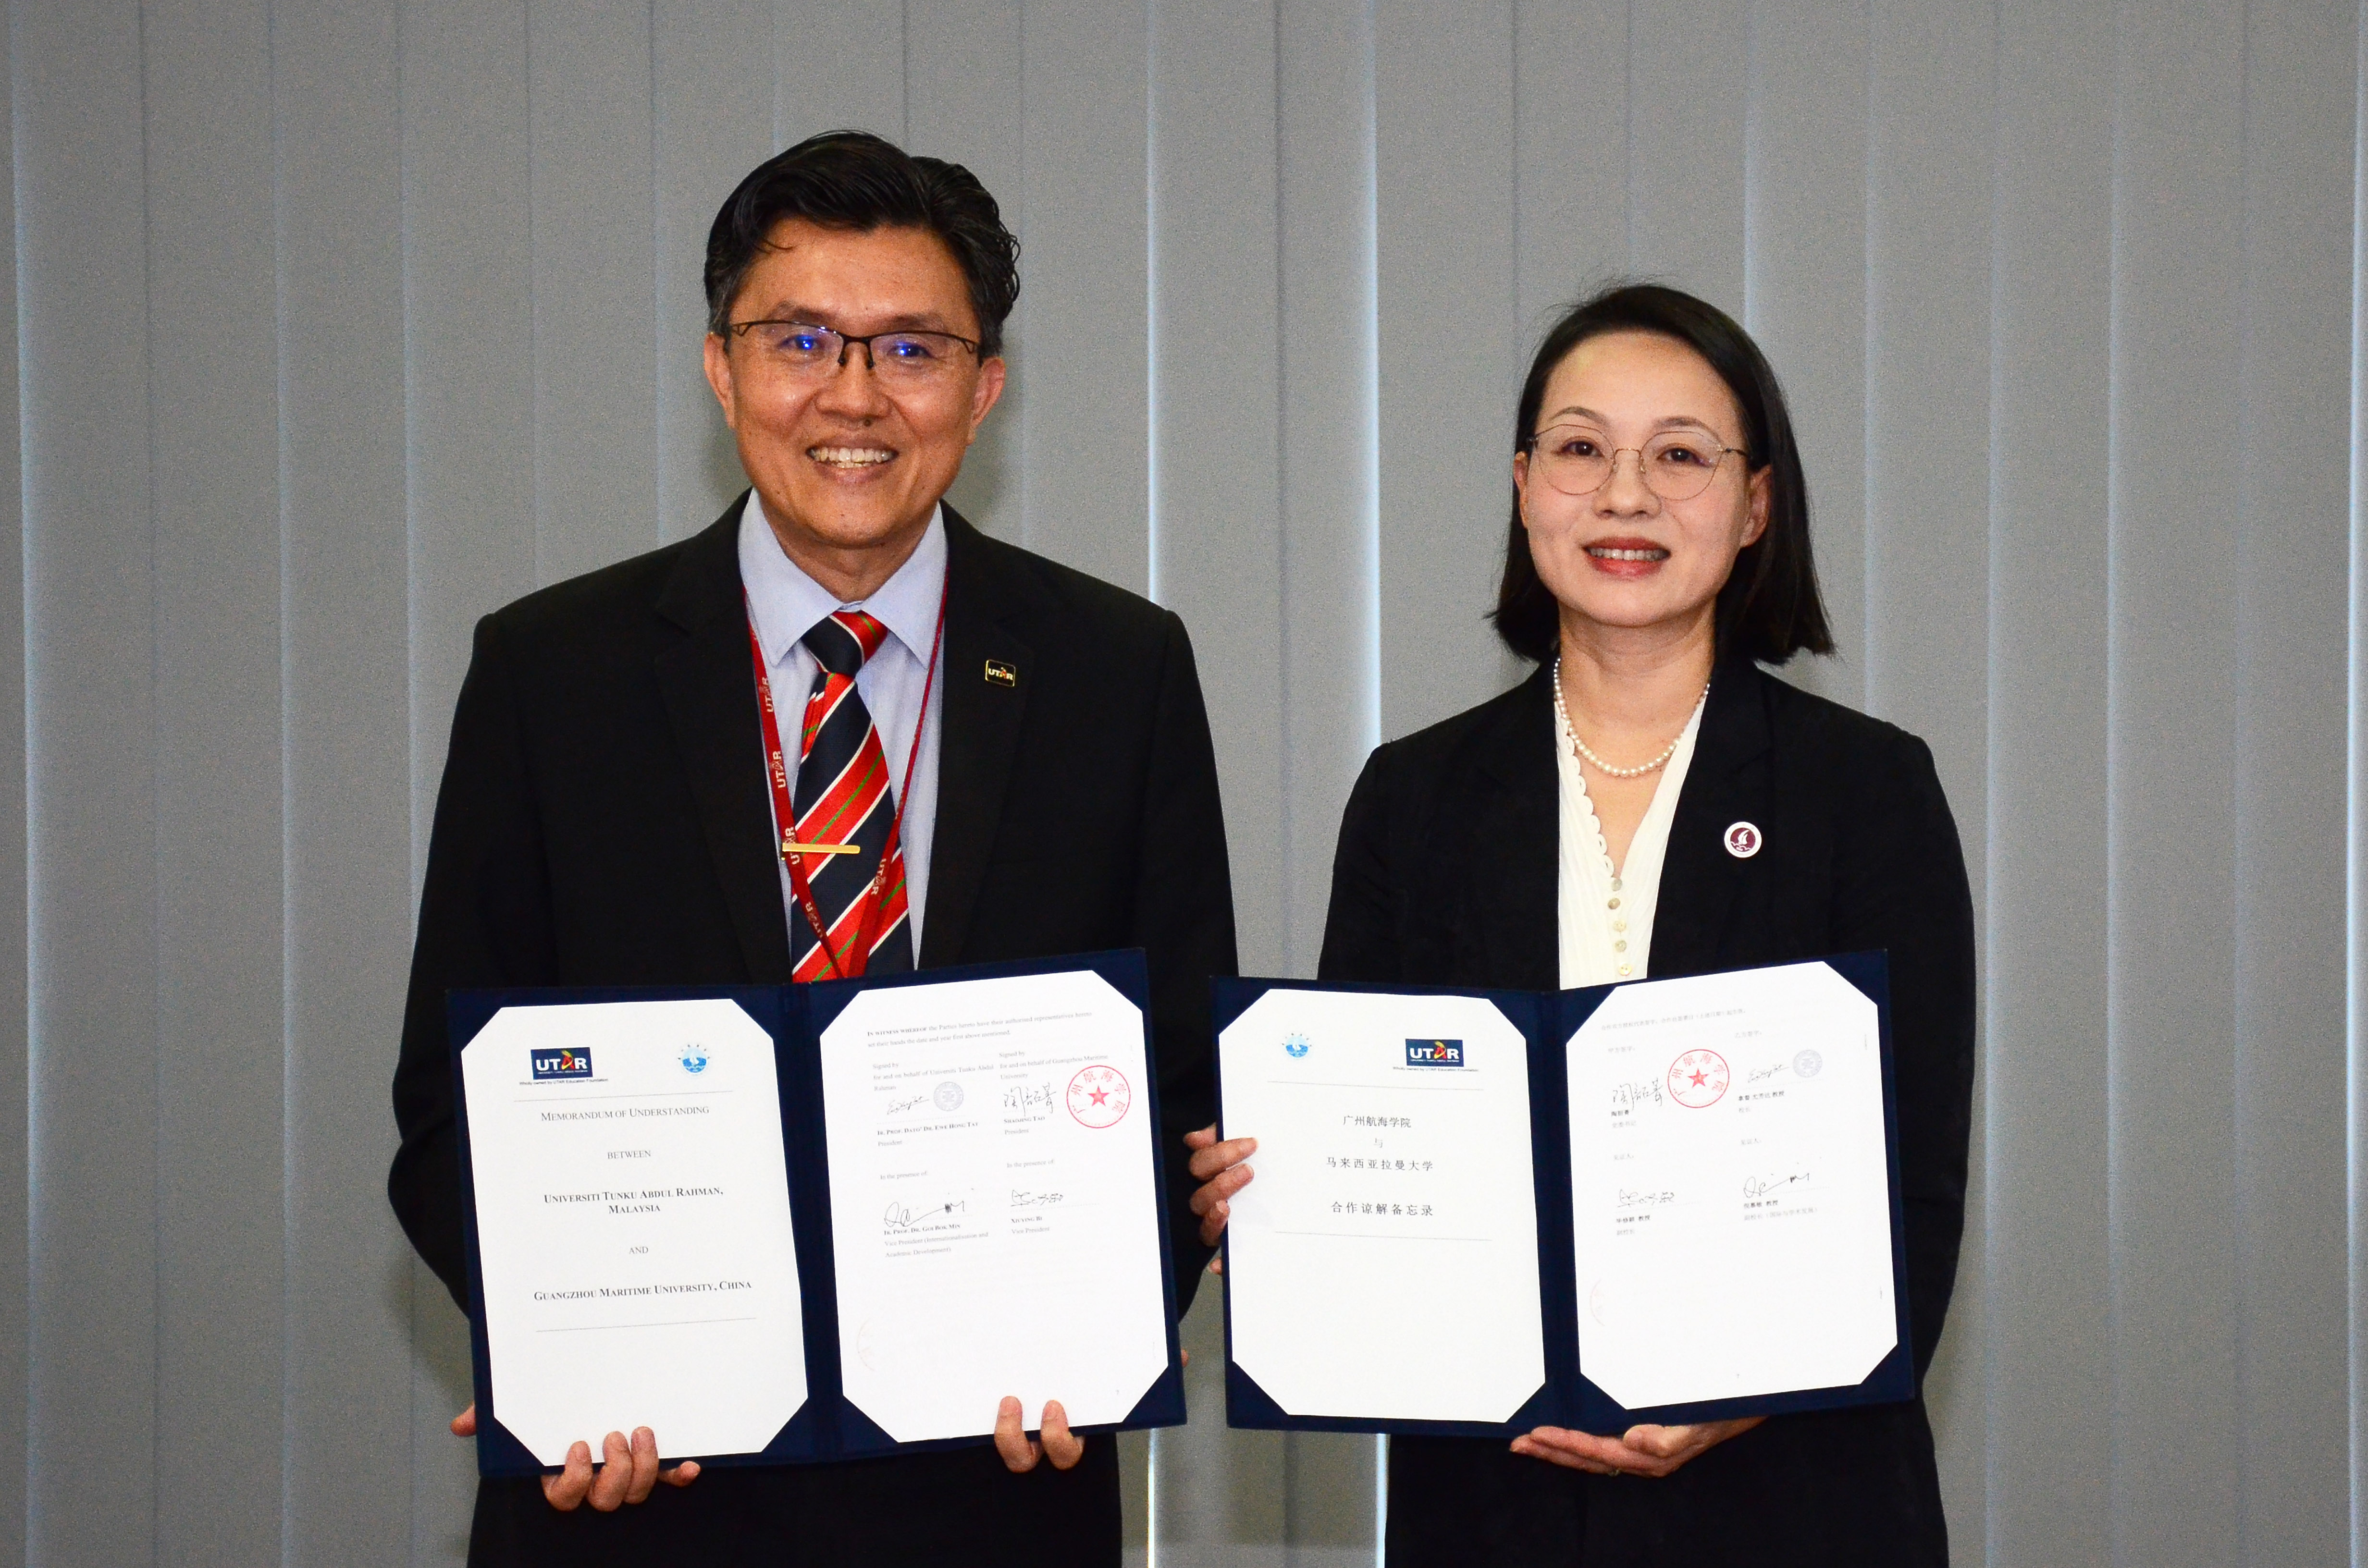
[1066,1065,1133,1129]
[1723,821,1763,859]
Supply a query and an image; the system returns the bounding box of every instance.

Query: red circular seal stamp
[1066,1065,1132,1129]
[1668,1048,1731,1109]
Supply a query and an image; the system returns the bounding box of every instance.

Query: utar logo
[530,1048,593,1081]
[1404,1039,1465,1067]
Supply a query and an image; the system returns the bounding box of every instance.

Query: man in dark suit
[387,129,1234,1566]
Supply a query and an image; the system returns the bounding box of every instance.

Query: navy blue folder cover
[1214,952,1912,1437]
[450,949,1187,1478]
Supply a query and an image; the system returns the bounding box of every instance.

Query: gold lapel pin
[985,659,1017,687]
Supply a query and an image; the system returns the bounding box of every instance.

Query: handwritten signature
[1009,1190,1067,1209]
[1616,1188,1677,1209]
[882,1200,968,1231]
[1611,1080,1664,1110]
[1742,1172,1810,1199]
[885,1093,929,1117]
[1002,1084,1055,1121]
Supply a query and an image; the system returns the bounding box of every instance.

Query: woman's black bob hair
[1492,283,1833,666]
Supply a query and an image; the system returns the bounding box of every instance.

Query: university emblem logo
[530,1048,593,1081]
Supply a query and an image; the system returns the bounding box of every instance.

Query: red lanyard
[745,586,947,980]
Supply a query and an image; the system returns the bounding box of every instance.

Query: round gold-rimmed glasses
[1524,424,1747,502]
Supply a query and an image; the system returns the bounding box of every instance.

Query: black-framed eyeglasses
[728,318,984,382]
[1524,423,1748,502]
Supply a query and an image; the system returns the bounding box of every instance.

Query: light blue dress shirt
[737,492,946,956]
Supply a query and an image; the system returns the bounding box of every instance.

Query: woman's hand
[993,1396,1085,1472]
[1184,1124,1257,1247]
[451,1402,702,1510]
[1509,1416,1762,1478]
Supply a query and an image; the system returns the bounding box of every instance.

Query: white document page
[1219,989,1545,1423]
[460,998,806,1465]
[818,969,1170,1444]
[1567,961,1897,1411]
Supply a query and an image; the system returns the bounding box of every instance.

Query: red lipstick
[1582,536,1670,580]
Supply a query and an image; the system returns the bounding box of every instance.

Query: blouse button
[1607,896,1621,910]
[1617,964,1632,977]
[1613,920,1627,932]
[1614,939,1628,952]
[1610,877,1623,892]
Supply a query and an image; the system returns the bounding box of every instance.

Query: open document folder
[450,951,1184,1476]
[1214,955,1910,1436]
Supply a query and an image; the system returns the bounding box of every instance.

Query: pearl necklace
[1552,657,1710,779]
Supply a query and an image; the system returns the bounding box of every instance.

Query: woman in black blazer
[1188,283,1974,1565]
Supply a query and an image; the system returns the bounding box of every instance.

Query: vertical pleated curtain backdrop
[0,0,2359,1563]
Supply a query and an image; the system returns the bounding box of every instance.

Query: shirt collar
[737,492,947,668]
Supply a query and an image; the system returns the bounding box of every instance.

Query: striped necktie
[788,610,913,980]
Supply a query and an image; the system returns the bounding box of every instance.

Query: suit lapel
[1461,667,1561,992]
[653,499,795,981]
[917,507,1033,968]
[1649,658,1774,978]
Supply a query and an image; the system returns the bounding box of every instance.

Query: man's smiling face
[703,217,1005,595]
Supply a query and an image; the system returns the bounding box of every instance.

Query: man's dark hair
[703,129,1021,356]
[1492,282,1833,666]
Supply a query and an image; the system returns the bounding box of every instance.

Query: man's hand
[451,1402,703,1509]
[1509,1416,1763,1477]
[1185,1124,1257,1247]
[992,1396,1085,1473]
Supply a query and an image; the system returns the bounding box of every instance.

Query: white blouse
[1556,696,1705,989]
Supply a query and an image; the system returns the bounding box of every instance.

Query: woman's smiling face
[1514,329,1770,644]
